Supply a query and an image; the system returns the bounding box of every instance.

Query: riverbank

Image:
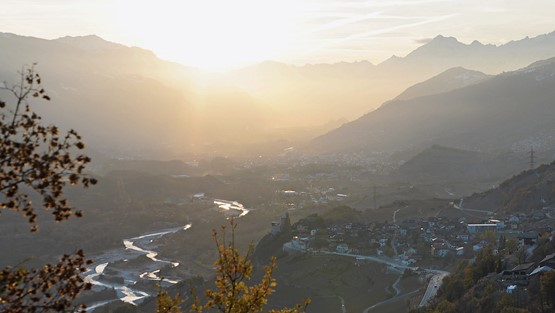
[82,224,192,310]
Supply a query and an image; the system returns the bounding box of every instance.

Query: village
[274,204,555,293]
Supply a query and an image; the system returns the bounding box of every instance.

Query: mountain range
[309,57,555,165]
[1,31,555,158]
[231,31,555,124]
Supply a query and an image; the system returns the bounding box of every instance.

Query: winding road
[418,272,448,307]
[453,199,494,215]
[321,251,449,312]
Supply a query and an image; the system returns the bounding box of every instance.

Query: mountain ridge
[2,30,555,158]
[308,57,555,160]
[394,67,491,101]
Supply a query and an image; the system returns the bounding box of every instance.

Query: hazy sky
[1,0,555,69]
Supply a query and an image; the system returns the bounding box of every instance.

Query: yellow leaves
[175,219,309,313]
[156,289,184,313]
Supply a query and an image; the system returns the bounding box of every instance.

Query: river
[213,199,250,217]
[83,224,191,310]
[82,198,249,311]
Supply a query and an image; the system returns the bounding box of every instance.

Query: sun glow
[114,0,298,70]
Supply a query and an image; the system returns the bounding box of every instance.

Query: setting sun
[113,0,298,70]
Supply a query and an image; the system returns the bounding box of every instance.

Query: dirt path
[392,276,401,296]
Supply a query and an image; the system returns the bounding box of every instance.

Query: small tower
[271,212,292,234]
[270,221,281,235]
[281,212,291,232]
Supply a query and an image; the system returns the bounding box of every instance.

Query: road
[338,295,346,313]
[324,251,449,276]
[321,251,450,311]
[391,276,401,295]
[393,209,400,224]
[453,199,494,215]
[323,251,415,271]
[392,209,400,257]
[418,272,448,307]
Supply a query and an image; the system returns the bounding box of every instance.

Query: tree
[478,230,497,246]
[157,220,310,313]
[540,271,555,308]
[431,300,455,313]
[515,247,529,264]
[0,64,96,231]
[498,235,506,252]
[0,65,96,312]
[0,251,91,313]
[505,238,518,255]
[463,266,476,289]
[156,288,183,313]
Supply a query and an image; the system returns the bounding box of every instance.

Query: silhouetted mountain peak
[394,66,490,100]
[0,32,15,39]
[403,35,470,59]
[60,34,103,41]
[56,34,127,51]
[430,34,460,44]
[419,35,465,50]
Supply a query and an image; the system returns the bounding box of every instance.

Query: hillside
[463,160,555,213]
[394,67,491,101]
[0,33,286,158]
[397,145,525,184]
[309,57,555,160]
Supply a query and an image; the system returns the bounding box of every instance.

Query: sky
[1,0,555,70]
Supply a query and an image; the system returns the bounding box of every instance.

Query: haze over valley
[2,30,555,159]
[2,2,555,313]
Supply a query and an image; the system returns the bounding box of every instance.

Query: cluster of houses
[268,206,555,300]
[275,187,349,210]
[273,210,554,269]
[500,252,555,293]
[275,217,425,260]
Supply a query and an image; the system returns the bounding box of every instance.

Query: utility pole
[373,186,377,210]
[530,145,535,170]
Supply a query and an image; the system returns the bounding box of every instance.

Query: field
[265,253,426,313]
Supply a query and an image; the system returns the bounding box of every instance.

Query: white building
[467,223,497,234]
[336,243,350,254]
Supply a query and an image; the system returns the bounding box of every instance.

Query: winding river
[213,199,250,217]
[82,198,249,311]
[83,224,191,309]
